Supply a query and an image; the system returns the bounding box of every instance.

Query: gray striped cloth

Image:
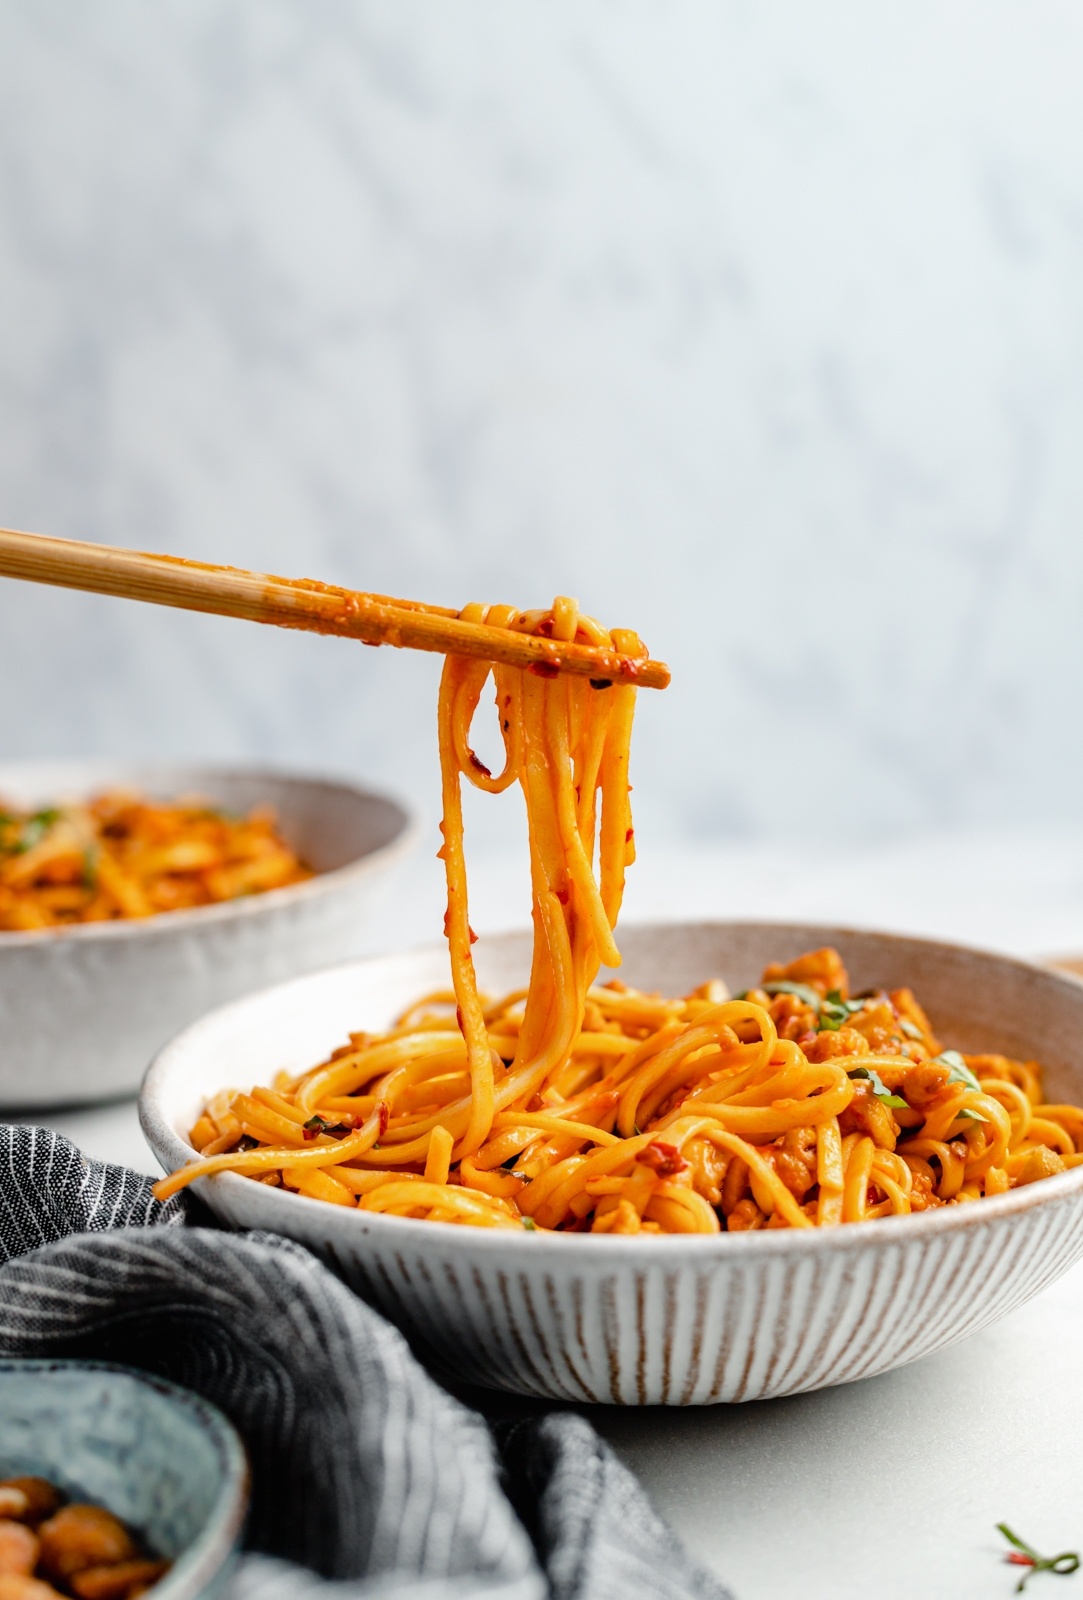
[0,1127,732,1600]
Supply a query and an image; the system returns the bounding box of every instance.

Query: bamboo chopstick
[0,527,670,689]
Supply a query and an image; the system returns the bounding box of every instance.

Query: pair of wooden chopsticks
[0,527,669,690]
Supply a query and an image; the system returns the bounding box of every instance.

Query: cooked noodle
[154,599,1083,1231]
[0,791,311,930]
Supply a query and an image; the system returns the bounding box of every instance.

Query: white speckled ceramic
[0,762,416,1109]
[0,1360,248,1600]
[141,921,1083,1405]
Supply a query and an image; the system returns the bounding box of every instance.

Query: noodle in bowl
[141,919,1083,1405]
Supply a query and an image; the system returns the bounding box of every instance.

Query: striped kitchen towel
[0,1126,732,1600]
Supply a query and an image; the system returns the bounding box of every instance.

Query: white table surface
[20,827,1083,1600]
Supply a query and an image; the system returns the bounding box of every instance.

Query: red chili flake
[377,1102,390,1137]
[443,910,451,938]
[529,661,560,679]
[469,752,492,778]
[468,926,478,945]
[639,1140,688,1177]
[625,828,634,843]
[456,1006,465,1034]
[536,617,555,637]
[556,888,569,906]
[302,1126,319,1141]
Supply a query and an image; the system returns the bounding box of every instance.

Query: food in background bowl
[0,791,311,931]
[0,763,415,1108]
[0,1361,246,1600]
[0,1473,170,1600]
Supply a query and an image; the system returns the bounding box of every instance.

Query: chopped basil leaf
[522,1217,537,1231]
[955,1107,989,1124]
[932,1050,983,1093]
[818,990,868,1033]
[825,989,866,1013]
[762,980,822,1008]
[847,1066,907,1109]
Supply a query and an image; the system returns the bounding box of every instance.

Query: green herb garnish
[302,1113,352,1139]
[761,980,822,1008]
[14,807,62,854]
[818,989,868,1032]
[82,844,100,890]
[998,1523,1079,1591]
[932,1050,983,1093]
[522,1218,537,1231]
[847,1066,908,1109]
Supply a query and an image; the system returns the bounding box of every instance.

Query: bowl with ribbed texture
[140,921,1083,1405]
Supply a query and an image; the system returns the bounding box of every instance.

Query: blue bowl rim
[0,1358,249,1600]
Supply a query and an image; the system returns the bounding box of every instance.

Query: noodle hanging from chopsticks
[155,599,1083,1231]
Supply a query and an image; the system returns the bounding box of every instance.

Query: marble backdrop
[1,1,1082,852]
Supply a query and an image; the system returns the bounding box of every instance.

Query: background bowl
[0,1359,247,1600]
[140,920,1083,1405]
[0,761,416,1108]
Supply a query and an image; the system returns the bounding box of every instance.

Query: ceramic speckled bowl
[141,921,1083,1406]
[0,762,417,1108]
[0,1361,248,1600]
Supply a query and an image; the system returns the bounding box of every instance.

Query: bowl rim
[140,917,1083,1260]
[0,762,420,950]
[0,1357,249,1600]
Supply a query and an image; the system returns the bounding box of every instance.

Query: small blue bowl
[0,1361,248,1600]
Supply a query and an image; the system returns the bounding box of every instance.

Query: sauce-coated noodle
[155,601,1083,1230]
